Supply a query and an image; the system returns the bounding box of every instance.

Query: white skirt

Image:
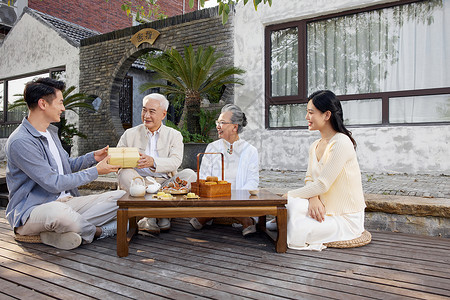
[287,196,365,251]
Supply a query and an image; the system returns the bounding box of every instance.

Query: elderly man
[6,77,125,250]
[117,93,196,233]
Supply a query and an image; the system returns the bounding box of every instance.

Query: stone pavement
[259,169,450,199]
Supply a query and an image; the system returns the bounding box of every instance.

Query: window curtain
[271,27,298,97]
[308,0,448,94]
[307,0,449,124]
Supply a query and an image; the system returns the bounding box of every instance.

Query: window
[0,69,65,138]
[265,0,450,128]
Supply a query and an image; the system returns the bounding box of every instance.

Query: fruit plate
[183,194,200,199]
[160,188,189,195]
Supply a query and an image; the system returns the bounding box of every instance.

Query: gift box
[108,147,139,168]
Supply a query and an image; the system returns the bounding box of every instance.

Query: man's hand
[94,145,109,162]
[137,152,155,169]
[308,196,325,222]
[96,155,120,175]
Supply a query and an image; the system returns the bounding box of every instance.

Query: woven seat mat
[324,230,371,248]
[14,233,42,243]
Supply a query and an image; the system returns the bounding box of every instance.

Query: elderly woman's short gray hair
[143,93,169,111]
[221,104,247,134]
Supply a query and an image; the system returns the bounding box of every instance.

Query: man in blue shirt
[5,77,125,250]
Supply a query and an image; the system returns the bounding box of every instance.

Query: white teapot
[129,176,146,197]
[146,176,161,194]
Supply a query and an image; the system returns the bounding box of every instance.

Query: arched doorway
[108,44,167,137]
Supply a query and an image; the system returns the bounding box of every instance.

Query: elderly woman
[190,104,259,236]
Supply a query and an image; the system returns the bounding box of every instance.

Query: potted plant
[140,45,245,169]
[8,85,94,154]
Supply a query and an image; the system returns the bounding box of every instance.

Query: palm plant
[140,45,245,136]
[9,85,94,147]
[9,85,95,113]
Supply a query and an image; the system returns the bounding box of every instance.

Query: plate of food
[152,192,174,200]
[162,188,189,195]
[160,176,190,194]
[183,192,200,199]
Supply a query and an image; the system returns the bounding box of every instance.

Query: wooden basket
[190,152,231,198]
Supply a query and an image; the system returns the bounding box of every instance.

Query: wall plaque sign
[130,28,160,47]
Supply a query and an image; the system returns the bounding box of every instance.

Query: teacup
[249,189,259,196]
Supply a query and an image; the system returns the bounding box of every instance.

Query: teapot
[146,176,161,194]
[129,176,146,197]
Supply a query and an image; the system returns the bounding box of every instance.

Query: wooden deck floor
[0,208,449,300]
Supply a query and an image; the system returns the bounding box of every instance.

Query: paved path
[259,170,450,199]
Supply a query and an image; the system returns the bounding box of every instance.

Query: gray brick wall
[78,7,234,154]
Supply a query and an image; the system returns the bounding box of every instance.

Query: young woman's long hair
[308,90,357,149]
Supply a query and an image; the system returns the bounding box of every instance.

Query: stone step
[364,194,449,238]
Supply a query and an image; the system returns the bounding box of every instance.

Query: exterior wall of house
[0,11,80,159]
[233,0,450,175]
[28,0,199,33]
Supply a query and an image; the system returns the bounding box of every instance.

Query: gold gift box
[108,147,139,168]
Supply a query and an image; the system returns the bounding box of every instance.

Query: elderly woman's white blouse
[199,139,259,190]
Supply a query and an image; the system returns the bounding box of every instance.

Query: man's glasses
[215,120,234,126]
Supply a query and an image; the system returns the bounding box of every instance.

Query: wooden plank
[0,248,132,299]
[175,218,450,270]
[0,235,229,300]
[371,233,450,250]
[160,220,450,298]
[329,244,450,273]
[172,219,450,275]
[104,230,402,300]
[75,244,285,300]
[90,238,329,300]
[132,229,448,299]
[0,264,93,300]
[0,230,257,300]
[0,277,54,300]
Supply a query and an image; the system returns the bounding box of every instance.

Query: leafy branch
[190,0,272,24]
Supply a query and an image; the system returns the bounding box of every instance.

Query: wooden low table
[117,189,287,257]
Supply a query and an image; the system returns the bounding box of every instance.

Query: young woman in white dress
[268,90,366,250]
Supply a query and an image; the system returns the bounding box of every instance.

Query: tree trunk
[185,92,201,135]
[177,103,188,129]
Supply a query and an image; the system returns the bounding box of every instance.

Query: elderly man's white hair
[142,93,169,111]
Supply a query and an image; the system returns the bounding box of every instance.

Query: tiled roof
[27,8,99,46]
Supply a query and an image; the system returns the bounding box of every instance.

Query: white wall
[234,0,450,175]
[0,12,81,156]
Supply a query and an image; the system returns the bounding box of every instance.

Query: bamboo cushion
[324,230,372,248]
[15,233,42,243]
